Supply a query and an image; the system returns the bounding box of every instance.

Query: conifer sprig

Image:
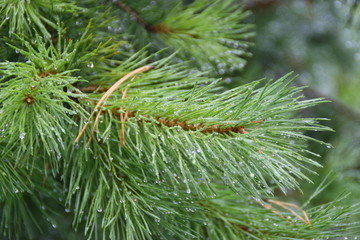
[117,0,254,73]
[0,0,359,239]
[79,57,329,197]
[192,188,360,240]
[0,0,81,38]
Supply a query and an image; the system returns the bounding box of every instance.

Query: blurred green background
[239,0,360,208]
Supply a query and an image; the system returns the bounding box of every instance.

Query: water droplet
[19,132,26,140]
[225,78,231,84]
[186,189,191,194]
[97,209,102,212]
[345,40,354,48]
[334,0,342,8]
[52,224,57,228]
[355,53,360,61]
[87,62,94,68]
[65,208,70,213]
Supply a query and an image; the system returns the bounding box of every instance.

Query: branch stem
[74,65,154,143]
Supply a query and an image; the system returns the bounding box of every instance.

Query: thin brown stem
[152,115,249,134]
[74,65,154,144]
[117,1,200,38]
[256,198,311,225]
[79,85,108,93]
[266,199,311,225]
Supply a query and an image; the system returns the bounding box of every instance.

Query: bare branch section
[127,111,250,134]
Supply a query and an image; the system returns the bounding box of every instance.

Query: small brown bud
[24,94,34,104]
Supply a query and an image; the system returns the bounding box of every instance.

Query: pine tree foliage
[116,0,253,73]
[0,0,359,239]
[0,0,80,38]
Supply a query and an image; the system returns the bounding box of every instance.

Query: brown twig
[38,71,56,78]
[79,85,108,93]
[123,111,261,135]
[74,65,154,144]
[256,198,311,225]
[266,199,311,225]
[154,116,248,134]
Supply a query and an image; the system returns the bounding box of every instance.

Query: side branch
[152,115,249,134]
[123,111,252,134]
[76,84,263,146]
[117,1,200,38]
[118,1,154,32]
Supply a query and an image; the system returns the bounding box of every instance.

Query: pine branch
[118,0,200,38]
[0,0,359,239]
[68,53,330,199]
[116,0,254,74]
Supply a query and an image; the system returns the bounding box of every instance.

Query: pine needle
[74,65,154,144]
[257,198,311,225]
